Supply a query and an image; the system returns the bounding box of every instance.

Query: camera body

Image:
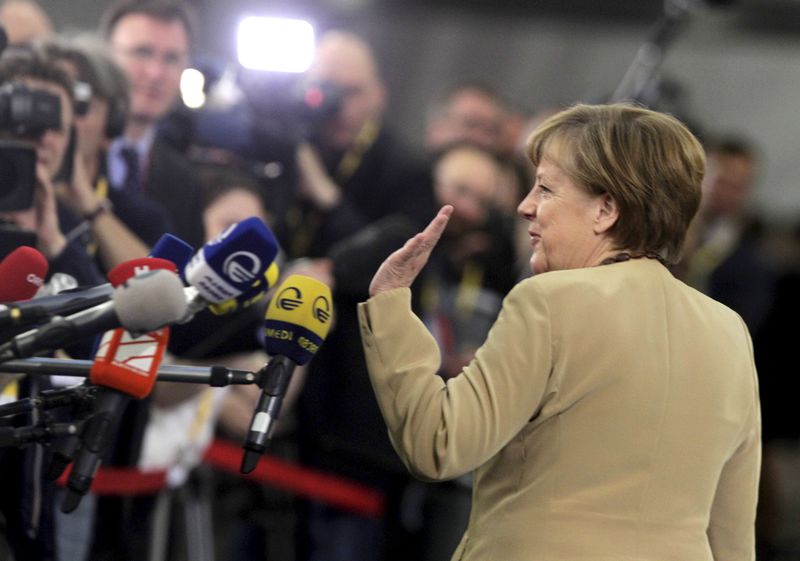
[0,82,62,138]
[288,79,345,140]
[0,83,62,211]
[191,70,345,163]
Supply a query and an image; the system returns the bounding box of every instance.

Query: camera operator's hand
[54,152,100,217]
[53,151,149,269]
[296,142,342,211]
[34,163,67,259]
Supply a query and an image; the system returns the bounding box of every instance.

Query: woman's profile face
[517,156,605,274]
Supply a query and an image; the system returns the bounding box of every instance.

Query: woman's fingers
[368,206,452,297]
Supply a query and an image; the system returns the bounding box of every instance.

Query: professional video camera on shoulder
[0,81,62,140]
[0,34,64,215]
[190,17,344,159]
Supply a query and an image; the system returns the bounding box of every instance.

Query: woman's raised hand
[368,205,453,297]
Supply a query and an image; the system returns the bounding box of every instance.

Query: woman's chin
[530,256,548,275]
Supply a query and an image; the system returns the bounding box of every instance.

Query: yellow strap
[455,261,485,318]
[289,119,381,257]
[188,388,216,442]
[335,118,380,185]
[95,175,110,200]
[1,380,18,401]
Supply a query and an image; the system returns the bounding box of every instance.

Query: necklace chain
[598,252,668,267]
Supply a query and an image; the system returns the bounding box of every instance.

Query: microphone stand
[0,417,84,448]
[0,383,98,418]
[0,357,259,386]
[609,0,696,105]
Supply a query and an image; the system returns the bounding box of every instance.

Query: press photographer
[0,49,107,285]
[266,30,437,561]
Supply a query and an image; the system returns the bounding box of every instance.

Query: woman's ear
[593,193,619,235]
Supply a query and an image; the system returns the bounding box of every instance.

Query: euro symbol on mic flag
[276,287,303,311]
[313,295,331,324]
[223,251,262,283]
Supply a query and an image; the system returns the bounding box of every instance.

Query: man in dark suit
[101,0,205,248]
[84,3,206,559]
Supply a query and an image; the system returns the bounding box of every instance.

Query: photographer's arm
[58,154,149,268]
[34,164,105,287]
[296,142,342,211]
[34,165,67,259]
[295,142,373,244]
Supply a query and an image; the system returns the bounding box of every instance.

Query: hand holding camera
[32,162,66,259]
[295,141,342,211]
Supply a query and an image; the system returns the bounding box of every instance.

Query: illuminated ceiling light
[180,68,206,109]
[237,16,315,73]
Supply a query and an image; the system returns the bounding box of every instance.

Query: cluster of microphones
[0,217,333,513]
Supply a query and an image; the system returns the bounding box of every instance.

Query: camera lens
[0,141,36,211]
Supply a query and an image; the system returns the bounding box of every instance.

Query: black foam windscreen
[0,25,8,55]
[327,214,418,296]
[104,95,128,139]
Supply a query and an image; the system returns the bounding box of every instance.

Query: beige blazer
[358,258,760,561]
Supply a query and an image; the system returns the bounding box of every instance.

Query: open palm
[369,205,453,297]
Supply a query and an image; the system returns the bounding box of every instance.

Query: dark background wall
[38,0,800,223]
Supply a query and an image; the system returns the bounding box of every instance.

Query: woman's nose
[517,191,535,219]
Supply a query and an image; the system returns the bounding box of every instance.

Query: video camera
[245,73,344,141]
[0,84,62,211]
[186,18,345,162]
[189,68,345,163]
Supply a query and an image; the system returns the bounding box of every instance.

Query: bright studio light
[180,68,206,109]
[237,17,315,73]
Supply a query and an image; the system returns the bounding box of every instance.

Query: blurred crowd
[0,1,798,560]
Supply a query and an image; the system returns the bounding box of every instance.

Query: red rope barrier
[203,439,386,517]
[56,464,167,495]
[53,439,386,517]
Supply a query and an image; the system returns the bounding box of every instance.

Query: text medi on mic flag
[263,274,333,365]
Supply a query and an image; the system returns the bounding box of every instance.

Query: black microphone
[0,270,186,362]
[327,214,417,295]
[0,420,83,448]
[0,284,114,330]
[0,383,98,418]
[240,274,333,473]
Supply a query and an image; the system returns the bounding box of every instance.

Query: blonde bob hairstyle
[526,103,704,264]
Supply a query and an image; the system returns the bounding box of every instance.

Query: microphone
[184,216,279,304]
[150,233,194,279]
[106,256,177,287]
[61,324,170,512]
[0,246,48,302]
[240,274,333,473]
[206,260,280,316]
[0,269,187,362]
[0,237,188,331]
[0,383,98,418]
[0,284,114,330]
[60,256,178,511]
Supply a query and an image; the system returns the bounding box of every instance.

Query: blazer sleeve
[707,320,761,561]
[358,281,553,481]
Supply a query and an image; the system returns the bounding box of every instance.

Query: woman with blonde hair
[359,103,759,561]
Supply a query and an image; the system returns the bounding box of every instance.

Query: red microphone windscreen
[107,257,178,288]
[90,327,169,399]
[0,246,49,302]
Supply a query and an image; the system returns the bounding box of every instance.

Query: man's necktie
[120,145,141,192]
